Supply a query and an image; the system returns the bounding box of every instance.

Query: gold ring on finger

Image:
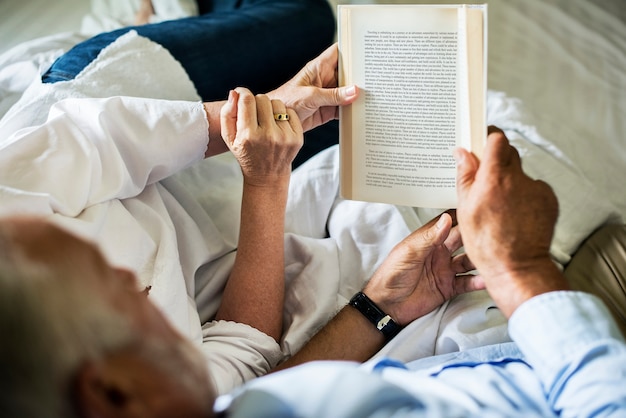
[273,113,290,121]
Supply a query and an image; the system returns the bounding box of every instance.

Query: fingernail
[227,90,234,104]
[436,215,447,230]
[345,85,357,97]
[453,148,464,167]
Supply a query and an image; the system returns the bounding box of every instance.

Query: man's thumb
[411,212,451,250]
[454,147,477,202]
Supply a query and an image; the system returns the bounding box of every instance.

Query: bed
[1,0,624,363]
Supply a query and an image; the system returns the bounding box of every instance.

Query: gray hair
[0,239,136,418]
[0,222,214,417]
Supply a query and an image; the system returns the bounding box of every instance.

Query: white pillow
[486,90,622,266]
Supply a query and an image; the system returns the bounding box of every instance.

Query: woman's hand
[221,87,303,186]
[268,43,358,132]
[217,87,304,340]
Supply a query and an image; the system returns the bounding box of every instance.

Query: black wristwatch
[349,292,402,340]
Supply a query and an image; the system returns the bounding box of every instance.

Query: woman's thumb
[317,85,358,108]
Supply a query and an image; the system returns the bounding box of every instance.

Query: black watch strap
[349,292,402,340]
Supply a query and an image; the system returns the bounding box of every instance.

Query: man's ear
[74,358,143,418]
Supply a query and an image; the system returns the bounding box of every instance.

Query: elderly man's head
[0,217,215,418]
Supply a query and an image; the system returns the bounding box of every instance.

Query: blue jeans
[42,0,338,166]
[43,0,334,100]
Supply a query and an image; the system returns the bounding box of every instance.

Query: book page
[339,5,485,208]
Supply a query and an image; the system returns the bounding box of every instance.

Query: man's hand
[268,43,358,132]
[364,211,484,326]
[455,127,568,317]
[221,87,303,186]
[274,211,483,370]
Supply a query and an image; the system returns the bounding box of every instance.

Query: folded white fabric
[0,30,200,140]
[0,33,87,119]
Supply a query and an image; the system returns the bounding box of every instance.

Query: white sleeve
[0,96,208,216]
[200,320,284,395]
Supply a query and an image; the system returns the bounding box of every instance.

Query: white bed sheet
[0,0,624,362]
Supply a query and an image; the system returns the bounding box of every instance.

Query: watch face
[376,315,392,331]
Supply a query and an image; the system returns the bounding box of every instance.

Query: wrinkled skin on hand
[365,211,483,326]
[455,127,567,317]
[220,87,303,186]
[269,43,358,132]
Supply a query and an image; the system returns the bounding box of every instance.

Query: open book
[338,4,487,208]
